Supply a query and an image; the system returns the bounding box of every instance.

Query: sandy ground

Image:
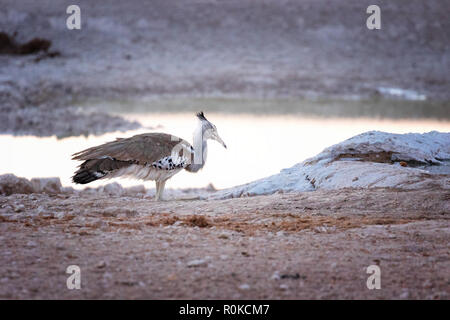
[0,187,448,299]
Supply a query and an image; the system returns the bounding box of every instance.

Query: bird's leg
[155,181,161,201]
[154,180,166,201]
[158,180,166,201]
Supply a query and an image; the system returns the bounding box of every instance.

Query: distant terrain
[1,0,449,137]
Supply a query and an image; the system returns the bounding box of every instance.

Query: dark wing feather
[72,133,192,165]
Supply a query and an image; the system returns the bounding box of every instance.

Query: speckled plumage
[72,112,226,200]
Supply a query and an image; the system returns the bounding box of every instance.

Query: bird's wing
[72,133,192,165]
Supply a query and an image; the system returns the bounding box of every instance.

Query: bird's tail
[72,158,133,184]
[72,167,107,184]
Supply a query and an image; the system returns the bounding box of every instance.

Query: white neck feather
[187,121,208,172]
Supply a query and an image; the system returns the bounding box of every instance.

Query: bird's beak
[214,133,227,149]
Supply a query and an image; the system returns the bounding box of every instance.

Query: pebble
[26,241,37,248]
[238,284,250,290]
[399,289,410,299]
[54,212,66,219]
[14,204,25,212]
[187,259,207,267]
[271,271,281,280]
[422,279,433,289]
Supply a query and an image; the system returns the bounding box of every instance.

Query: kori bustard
[72,112,227,200]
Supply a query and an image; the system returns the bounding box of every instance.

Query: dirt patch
[184,215,211,228]
[210,214,423,235]
[335,151,440,168]
[335,151,394,163]
[1,206,426,236]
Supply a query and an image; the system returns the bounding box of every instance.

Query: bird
[71,112,227,201]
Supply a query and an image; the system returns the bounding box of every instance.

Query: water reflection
[1,114,449,190]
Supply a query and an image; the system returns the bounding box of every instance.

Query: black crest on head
[196,111,207,121]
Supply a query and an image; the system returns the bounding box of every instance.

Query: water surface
[1,110,449,190]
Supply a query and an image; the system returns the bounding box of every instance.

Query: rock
[187,259,208,267]
[96,261,107,269]
[238,284,250,290]
[37,210,53,219]
[124,185,146,196]
[25,241,37,248]
[31,177,62,194]
[61,187,75,194]
[54,212,66,219]
[101,183,124,196]
[14,204,25,212]
[314,226,329,233]
[399,289,410,299]
[71,216,86,226]
[271,271,281,280]
[0,174,34,195]
[422,279,433,289]
[212,131,450,199]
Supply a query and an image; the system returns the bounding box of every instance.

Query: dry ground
[0,187,449,299]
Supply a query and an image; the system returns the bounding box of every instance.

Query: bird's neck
[186,123,207,173]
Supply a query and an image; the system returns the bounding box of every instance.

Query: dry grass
[3,210,425,236]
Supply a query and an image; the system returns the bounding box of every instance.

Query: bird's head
[196,111,227,149]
